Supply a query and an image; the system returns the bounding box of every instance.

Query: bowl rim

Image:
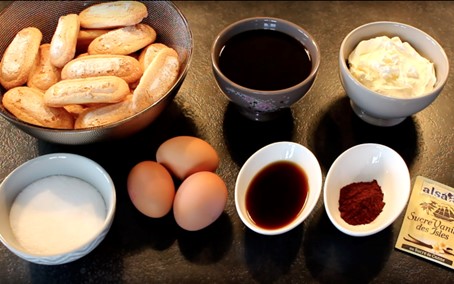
[0,153,116,260]
[323,143,411,237]
[339,20,449,102]
[235,141,322,235]
[211,16,321,96]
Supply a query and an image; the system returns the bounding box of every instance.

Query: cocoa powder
[339,180,385,225]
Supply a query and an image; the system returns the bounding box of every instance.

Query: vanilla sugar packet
[395,176,454,269]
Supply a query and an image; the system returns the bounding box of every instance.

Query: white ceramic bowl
[235,141,322,235]
[0,153,116,265]
[323,143,410,237]
[339,21,449,127]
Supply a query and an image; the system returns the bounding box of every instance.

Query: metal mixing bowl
[0,1,193,144]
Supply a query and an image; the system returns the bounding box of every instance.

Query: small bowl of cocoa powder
[323,143,411,237]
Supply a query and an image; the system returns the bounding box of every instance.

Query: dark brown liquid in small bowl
[218,29,312,91]
[246,161,309,230]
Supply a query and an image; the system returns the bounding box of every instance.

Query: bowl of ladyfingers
[0,1,193,144]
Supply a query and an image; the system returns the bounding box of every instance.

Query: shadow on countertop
[303,207,394,284]
[244,224,304,283]
[223,102,295,166]
[308,96,419,174]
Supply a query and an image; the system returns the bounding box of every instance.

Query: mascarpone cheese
[348,36,436,98]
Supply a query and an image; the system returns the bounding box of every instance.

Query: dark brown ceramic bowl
[0,1,193,144]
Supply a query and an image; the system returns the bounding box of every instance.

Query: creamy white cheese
[348,36,436,98]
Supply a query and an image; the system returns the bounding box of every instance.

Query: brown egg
[173,171,227,231]
[127,161,175,218]
[156,136,219,180]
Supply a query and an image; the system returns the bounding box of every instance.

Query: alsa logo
[422,184,454,204]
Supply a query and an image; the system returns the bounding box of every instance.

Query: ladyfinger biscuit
[132,47,180,113]
[64,104,87,119]
[27,44,61,91]
[76,29,110,54]
[44,76,130,107]
[2,86,74,129]
[50,14,80,68]
[61,54,143,84]
[88,24,156,55]
[75,95,133,129]
[138,43,168,70]
[79,1,148,29]
[0,27,42,90]
[64,103,111,119]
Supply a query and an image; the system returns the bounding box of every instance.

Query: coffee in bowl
[218,29,312,91]
[211,17,320,121]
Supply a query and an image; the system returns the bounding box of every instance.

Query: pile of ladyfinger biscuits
[0,1,180,129]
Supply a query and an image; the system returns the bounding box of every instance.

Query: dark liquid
[218,29,312,91]
[246,161,309,230]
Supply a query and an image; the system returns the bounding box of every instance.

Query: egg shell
[127,161,175,218]
[173,171,227,231]
[156,136,219,180]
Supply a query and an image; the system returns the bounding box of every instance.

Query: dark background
[0,1,453,283]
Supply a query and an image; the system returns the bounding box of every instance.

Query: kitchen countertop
[0,1,453,283]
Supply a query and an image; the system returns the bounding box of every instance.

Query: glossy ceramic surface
[339,21,449,126]
[323,143,411,237]
[0,153,116,265]
[235,141,322,235]
[211,17,320,121]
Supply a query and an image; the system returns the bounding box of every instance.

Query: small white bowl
[339,21,449,127]
[235,141,322,235]
[0,153,116,265]
[323,143,410,237]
